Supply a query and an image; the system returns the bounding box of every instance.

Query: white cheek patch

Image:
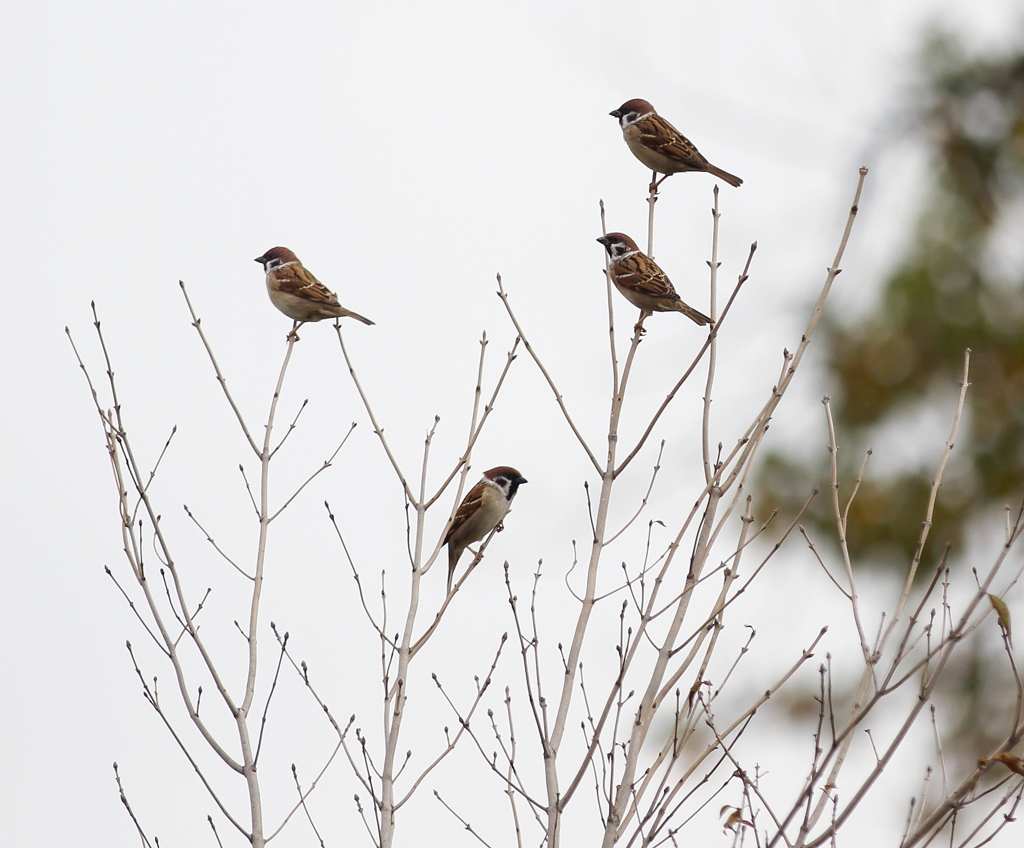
[623,111,653,128]
[489,476,514,500]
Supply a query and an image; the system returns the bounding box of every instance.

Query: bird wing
[614,253,679,301]
[274,265,341,307]
[444,481,487,545]
[637,116,710,170]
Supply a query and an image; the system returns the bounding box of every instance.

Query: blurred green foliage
[756,31,1024,771]
[762,32,1024,566]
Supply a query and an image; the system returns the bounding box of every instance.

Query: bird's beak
[609,109,621,118]
[596,237,607,245]
[254,256,264,264]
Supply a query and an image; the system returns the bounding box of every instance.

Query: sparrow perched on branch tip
[597,232,712,334]
[255,246,374,339]
[610,99,742,191]
[445,466,528,592]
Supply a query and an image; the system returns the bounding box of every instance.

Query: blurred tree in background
[761,30,1024,761]
[764,31,1024,560]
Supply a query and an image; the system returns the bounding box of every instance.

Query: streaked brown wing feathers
[616,254,678,299]
[275,266,340,306]
[638,117,709,169]
[652,134,707,169]
[444,484,485,544]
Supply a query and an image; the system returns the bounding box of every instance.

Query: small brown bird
[610,99,742,191]
[444,466,528,592]
[255,246,374,338]
[597,233,712,333]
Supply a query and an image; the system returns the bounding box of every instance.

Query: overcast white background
[3,1,1023,845]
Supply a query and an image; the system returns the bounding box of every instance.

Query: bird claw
[633,323,647,336]
[495,521,505,533]
[648,171,667,195]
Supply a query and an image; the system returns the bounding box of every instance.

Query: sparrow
[444,466,528,592]
[255,246,374,338]
[597,232,712,333]
[609,99,742,190]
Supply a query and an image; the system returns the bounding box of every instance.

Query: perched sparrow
[610,99,742,190]
[597,232,712,333]
[255,246,374,338]
[444,466,528,592]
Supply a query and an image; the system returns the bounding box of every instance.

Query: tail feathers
[340,309,375,325]
[707,164,743,188]
[677,302,713,326]
[446,544,461,593]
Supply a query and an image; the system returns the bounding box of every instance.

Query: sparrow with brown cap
[610,99,742,191]
[255,246,374,339]
[444,466,528,592]
[597,232,712,333]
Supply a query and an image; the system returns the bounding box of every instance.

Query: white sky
[2,1,1023,845]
